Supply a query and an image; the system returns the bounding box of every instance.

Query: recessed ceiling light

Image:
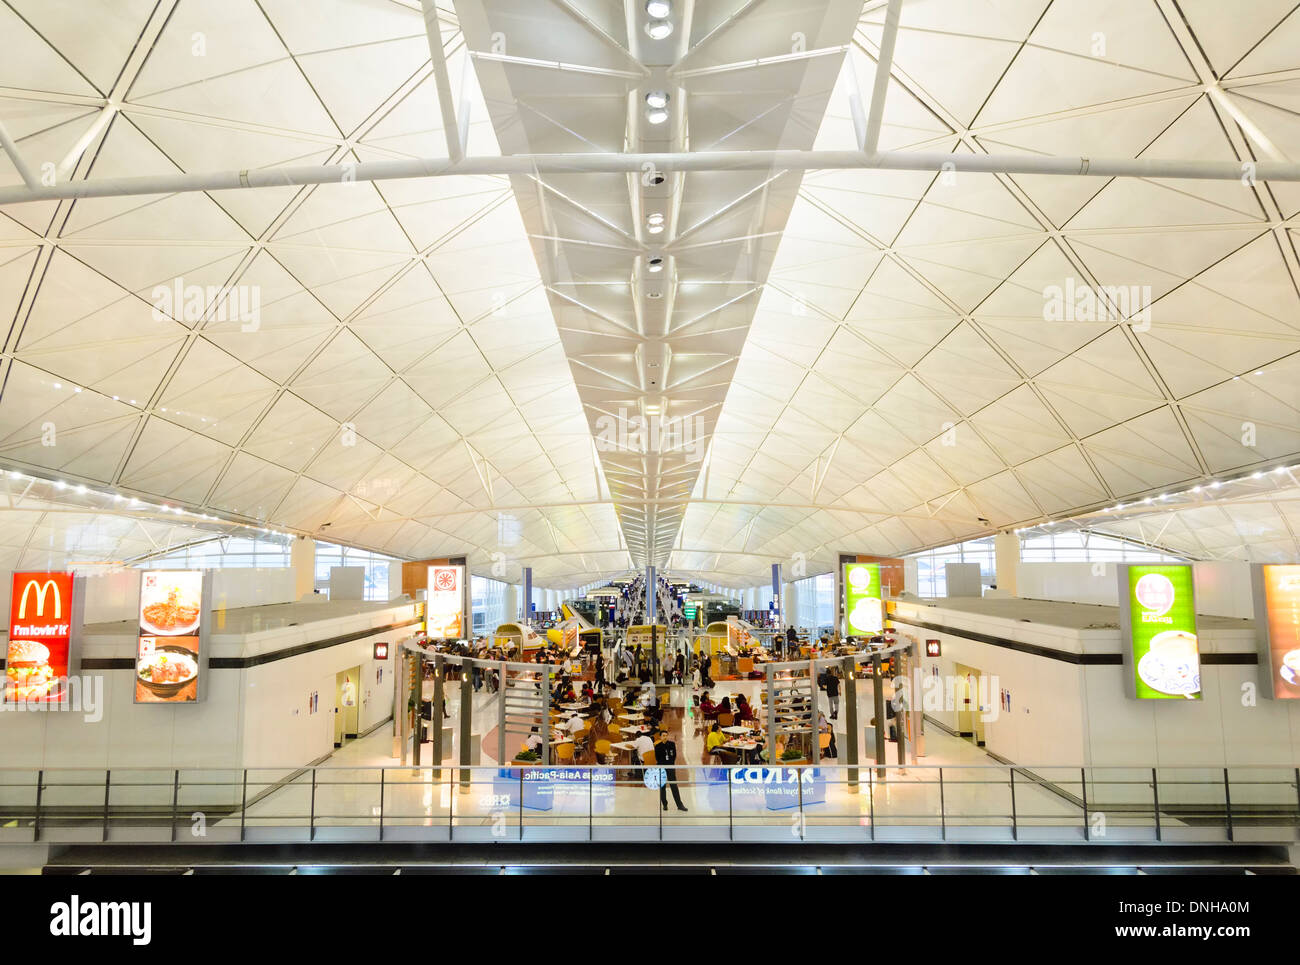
[645,19,673,40]
[646,107,669,125]
[645,90,669,110]
[646,0,672,18]
[647,256,664,273]
[647,290,662,298]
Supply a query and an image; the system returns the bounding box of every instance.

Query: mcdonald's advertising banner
[6,572,83,705]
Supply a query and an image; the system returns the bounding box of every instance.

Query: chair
[737,657,753,675]
[607,724,622,740]
[659,693,671,708]
[641,750,656,765]
[556,742,575,761]
[718,712,734,728]
[594,739,612,764]
[818,732,832,750]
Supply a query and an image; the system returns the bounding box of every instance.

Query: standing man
[654,729,687,812]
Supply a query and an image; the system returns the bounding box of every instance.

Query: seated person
[735,696,755,723]
[704,722,726,756]
[524,727,543,755]
[699,694,717,719]
[716,696,732,717]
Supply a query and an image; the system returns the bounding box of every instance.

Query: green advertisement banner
[1123,564,1201,700]
[844,562,883,637]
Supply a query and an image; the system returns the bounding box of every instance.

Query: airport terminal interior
[0,0,1299,885]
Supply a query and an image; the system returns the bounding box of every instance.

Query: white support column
[290,537,316,600]
[994,531,1020,597]
[863,0,903,156]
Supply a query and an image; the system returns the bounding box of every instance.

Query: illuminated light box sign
[6,572,81,705]
[134,570,211,704]
[926,639,942,657]
[844,562,883,636]
[426,565,464,639]
[1252,563,1300,700]
[1117,564,1201,700]
[373,641,390,661]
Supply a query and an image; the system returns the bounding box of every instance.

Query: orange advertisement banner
[1260,564,1300,700]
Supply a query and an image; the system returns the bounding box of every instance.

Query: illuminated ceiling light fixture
[647,256,664,273]
[644,90,670,125]
[646,19,673,40]
[646,0,672,18]
[646,212,665,234]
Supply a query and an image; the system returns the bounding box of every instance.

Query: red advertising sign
[6,572,75,703]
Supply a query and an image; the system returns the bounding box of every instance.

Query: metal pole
[419,0,463,162]
[1224,767,1234,842]
[843,656,858,791]
[1081,767,1090,842]
[309,769,316,841]
[938,767,946,841]
[765,663,776,765]
[430,654,445,772]
[1009,767,1017,841]
[459,671,472,792]
[2,149,1297,207]
[728,770,733,841]
[170,770,180,843]
[872,653,886,780]
[33,770,43,843]
[102,770,111,842]
[1152,767,1160,842]
[379,769,385,841]
[862,0,902,155]
[240,769,247,842]
[0,118,37,188]
[868,766,875,840]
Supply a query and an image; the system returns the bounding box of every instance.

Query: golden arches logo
[17,579,61,619]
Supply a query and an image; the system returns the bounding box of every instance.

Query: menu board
[1118,564,1201,700]
[426,565,464,639]
[134,570,207,704]
[6,572,79,705]
[1253,564,1300,700]
[844,562,883,636]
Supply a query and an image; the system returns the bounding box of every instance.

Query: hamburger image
[6,640,56,700]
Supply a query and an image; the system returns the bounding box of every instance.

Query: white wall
[891,600,1300,797]
[1014,561,1254,619]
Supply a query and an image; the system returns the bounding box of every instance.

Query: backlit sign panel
[1118,564,1201,700]
[134,570,208,704]
[426,565,464,639]
[1253,563,1300,700]
[844,562,883,636]
[6,572,78,704]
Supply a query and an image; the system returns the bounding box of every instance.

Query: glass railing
[0,764,1295,845]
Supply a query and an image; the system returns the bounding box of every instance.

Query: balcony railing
[0,764,1296,846]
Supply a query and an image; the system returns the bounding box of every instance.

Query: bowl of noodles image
[140,582,201,636]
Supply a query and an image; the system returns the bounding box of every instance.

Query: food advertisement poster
[426,565,464,639]
[134,570,208,704]
[6,572,80,705]
[844,562,883,636]
[1253,563,1300,700]
[1118,564,1201,700]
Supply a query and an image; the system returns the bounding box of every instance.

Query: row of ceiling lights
[2,467,294,540]
[1013,463,1300,534]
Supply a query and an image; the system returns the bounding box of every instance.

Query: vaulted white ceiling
[0,0,1297,590]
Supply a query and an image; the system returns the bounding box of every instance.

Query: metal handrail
[1,763,1295,846]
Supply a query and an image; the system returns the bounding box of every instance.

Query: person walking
[825,667,841,720]
[653,730,687,811]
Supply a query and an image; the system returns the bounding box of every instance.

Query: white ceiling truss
[0,0,1296,589]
